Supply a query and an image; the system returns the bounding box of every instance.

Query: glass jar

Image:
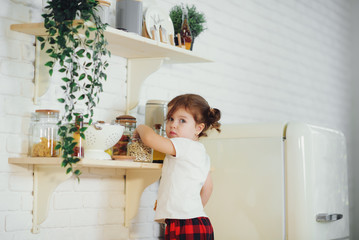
[30,109,60,157]
[145,100,168,130]
[72,114,84,158]
[127,137,152,162]
[152,123,166,163]
[112,115,136,156]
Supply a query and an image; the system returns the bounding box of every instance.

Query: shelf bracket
[126,58,164,113]
[124,168,162,226]
[32,165,72,233]
[34,38,51,104]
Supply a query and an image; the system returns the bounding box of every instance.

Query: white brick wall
[0,0,356,239]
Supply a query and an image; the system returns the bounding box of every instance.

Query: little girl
[133,94,221,239]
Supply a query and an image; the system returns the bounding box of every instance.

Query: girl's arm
[201,172,213,207]
[134,124,176,156]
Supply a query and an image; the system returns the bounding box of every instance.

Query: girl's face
[166,107,204,140]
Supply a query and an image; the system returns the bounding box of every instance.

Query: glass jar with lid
[112,115,136,156]
[30,109,60,157]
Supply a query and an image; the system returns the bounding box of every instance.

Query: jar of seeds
[127,138,152,162]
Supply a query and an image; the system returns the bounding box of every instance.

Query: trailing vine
[37,0,110,179]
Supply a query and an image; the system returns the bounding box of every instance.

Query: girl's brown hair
[167,94,221,137]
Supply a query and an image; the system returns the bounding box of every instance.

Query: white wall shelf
[10,22,212,110]
[9,157,162,233]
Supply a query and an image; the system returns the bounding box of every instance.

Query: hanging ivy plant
[37,0,111,179]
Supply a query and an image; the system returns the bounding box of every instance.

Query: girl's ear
[196,123,205,135]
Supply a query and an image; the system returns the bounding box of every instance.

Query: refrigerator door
[285,123,350,240]
[201,123,287,239]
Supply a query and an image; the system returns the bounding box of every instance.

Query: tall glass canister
[30,109,60,157]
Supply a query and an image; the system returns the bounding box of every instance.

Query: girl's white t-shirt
[154,137,210,223]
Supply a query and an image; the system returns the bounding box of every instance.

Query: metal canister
[145,100,168,132]
[116,0,143,34]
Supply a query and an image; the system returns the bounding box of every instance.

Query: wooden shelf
[10,22,211,64]
[9,157,162,233]
[9,157,162,169]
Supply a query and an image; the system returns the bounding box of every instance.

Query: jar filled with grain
[30,109,60,157]
[127,138,152,162]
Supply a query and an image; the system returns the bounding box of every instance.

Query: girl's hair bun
[206,108,221,135]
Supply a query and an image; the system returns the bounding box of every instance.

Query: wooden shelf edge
[10,22,213,63]
[8,157,162,170]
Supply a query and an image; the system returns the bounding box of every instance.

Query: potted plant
[169,4,207,50]
[37,0,110,179]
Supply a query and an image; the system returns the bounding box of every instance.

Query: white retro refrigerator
[201,122,350,240]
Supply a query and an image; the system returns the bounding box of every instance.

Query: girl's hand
[132,129,140,140]
[135,124,176,156]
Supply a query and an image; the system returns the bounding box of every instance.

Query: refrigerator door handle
[316,213,343,222]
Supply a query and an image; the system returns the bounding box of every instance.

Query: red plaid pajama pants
[165,217,214,240]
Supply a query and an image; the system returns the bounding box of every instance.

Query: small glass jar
[112,115,136,156]
[30,109,60,157]
[127,137,153,162]
[72,114,84,158]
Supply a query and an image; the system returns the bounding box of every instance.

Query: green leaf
[78,94,85,100]
[69,142,77,149]
[45,61,54,67]
[80,133,85,139]
[66,167,72,174]
[61,77,70,82]
[37,36,45,42]
[69,126,78,133]
[57,98,65,103]
[61,160,68,168]
[80,126,87,132]
[79,73,86,81]
[49,69,53,76]
[76,49,85,57]
[67,115,73,122]
[73,158,80,164]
